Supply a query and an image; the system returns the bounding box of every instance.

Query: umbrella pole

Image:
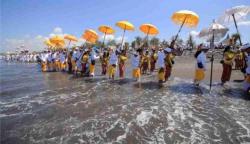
[232,14,242,46]
[67,40,71,51]
[146,33,149,50]
[121,28,126,50]
[145,27,150,50]
[102,33,107,53]
[209,29,215,91]
[173,17,187,44]
[210,54,214,90]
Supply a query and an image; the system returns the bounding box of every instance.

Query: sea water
[1,61,250,144]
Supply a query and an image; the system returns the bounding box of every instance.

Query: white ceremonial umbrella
[200,20,229,90]
[199,22,229,42]
[218,5,250,45]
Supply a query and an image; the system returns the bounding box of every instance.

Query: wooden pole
[232,14,242,46]
[101,32,107,53]
[67,40,71,51]
[209,29,215,91]
[145,27,151,50]
[121,28,126,50]
[173,16,187,45]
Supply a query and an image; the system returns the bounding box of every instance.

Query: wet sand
[172,56,243,83]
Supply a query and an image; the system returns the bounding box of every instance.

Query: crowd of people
[37,45,158,81]
[194,43,250,93]
[2,53,38,63]
[2,43,250,94]
[34,42,250,94]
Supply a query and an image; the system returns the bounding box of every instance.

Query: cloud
[75,38,86,46]
[189,30,199,37]
[100,35,114,41]
[53,27,63,34]
[35,35,43,39]
[0,27,75,52]
[115,36,127,44]
[238,21,250,26]
[2,35,46,52]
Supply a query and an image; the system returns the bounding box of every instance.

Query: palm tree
[94,40,102,48]
[186,34,196,50]
[231,33,240,45]
[131,41,136,49]
[150,37,160,47]
[107,40,116,46]
[160,40,169,47]
[124,42,130,51]
[170,36,183,46]
[135,36,143,47]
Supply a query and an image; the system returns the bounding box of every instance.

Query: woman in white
[194,47,209,86]
[108,49,118,80]
[88,48,99,77]
[59,51,66,71]
[157,48,165,83]
[131,51,141,81]
[47,51,53,72]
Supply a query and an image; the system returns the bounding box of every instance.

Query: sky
[1,0,250,52]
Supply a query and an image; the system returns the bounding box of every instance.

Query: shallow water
[1,62,250,144]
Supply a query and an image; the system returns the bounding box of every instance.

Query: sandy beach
[172,55,244,83]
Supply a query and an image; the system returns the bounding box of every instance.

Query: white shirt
[131,55,140,69]
[157,51,165,68]
[197,51,206,69]
[60,53,66,62]
[90,50,99,60]
[45,53,49,62]
[47,53,53,62]
[109,52,118,65]
[75,51,82,61]
[72,51,77,60]
[246,55,250,68]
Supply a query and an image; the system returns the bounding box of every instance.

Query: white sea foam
[115,121,132,142]
[136,110,156,127]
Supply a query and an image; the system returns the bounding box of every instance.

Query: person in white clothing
[157,48,166,83]
[89,48,99,77]
[194,46,209,86]
[53,52,60,71]
[131,51,141,81]
[108,49,119,80]
[76,49,83,74]
[59,51,66,71]
[240,43,250,94]
[47,51,53,72]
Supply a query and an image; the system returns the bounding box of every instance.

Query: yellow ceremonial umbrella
[140,23,159,36]
[64,34,78,50]
[82,29,99,44]
[52,41,65,50]
[140,23,159,48]
[44,39,55,49]
[50,35,64,44]
[116,20,134,47]
[171,10,199,45]
[56,41,65,50]
[50,36,65,50]
[98,25,115,51]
